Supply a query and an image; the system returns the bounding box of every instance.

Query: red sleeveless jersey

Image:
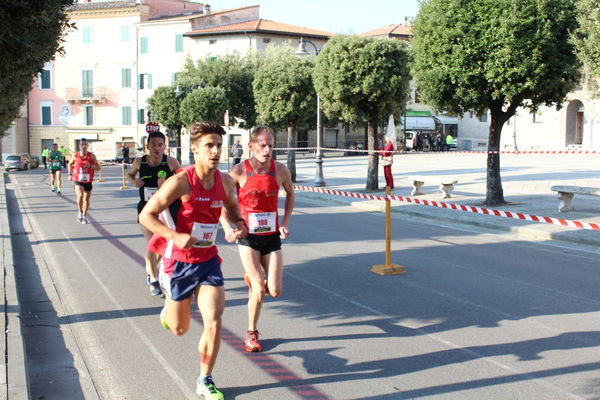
[237,159,279,236]
[148,165,226,264]
[72,151,95,183]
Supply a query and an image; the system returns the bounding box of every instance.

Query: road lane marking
[284,270,585,399]
[63,232,196,400]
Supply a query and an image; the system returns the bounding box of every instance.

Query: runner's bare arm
[67,156,75,181]
[127,158,143,187]
[168,156,181,172]
[139,173,197,249]
[91,154,101,171]
[220,173,247,242]
[279,165,295,239]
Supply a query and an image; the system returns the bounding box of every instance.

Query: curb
[1,172,29,400]
[294,190,600,248]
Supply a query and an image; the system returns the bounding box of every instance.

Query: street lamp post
[295,38,326,187]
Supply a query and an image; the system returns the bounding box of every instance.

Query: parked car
[404,131,418,150]
[4,154,40,170]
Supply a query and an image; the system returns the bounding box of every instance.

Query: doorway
[565,100,584,145]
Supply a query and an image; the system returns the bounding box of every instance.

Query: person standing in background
[231,140,243,165]
[381,136,395,189]
[41,146,49,169]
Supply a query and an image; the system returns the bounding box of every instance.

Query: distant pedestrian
[445,134,454,151]
[416,132,423,152]
[381,136,395,189]
[41,146,49,169]
[231,140,243,165]
[122,143,130,165]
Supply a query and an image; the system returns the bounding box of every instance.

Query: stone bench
[408,176,459,199]
[550,185,600,212]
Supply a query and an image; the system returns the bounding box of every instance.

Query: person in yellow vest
[41,146,49,169]
[445,134,454,151]
[59,145,68,168]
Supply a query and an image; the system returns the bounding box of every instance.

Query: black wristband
[236,218,246,224]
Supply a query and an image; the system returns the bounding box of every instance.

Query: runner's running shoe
[77,212,83,223]
[243,330,262,352]
[196,376,224,400]
[160,305,169,330]
[81,215,89,224]
[150,281,162,296]
[57,188,61,193]
[51,185,55,192]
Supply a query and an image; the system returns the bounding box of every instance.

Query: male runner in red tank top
[67,138,100,224]
[224,125,295,353]
[140,122,247,399]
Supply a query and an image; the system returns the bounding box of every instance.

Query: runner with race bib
[224,125,295,353]
[127,130,180,296]
[67,138,100,224]
[140,122,247,400]
[48,143,63,193]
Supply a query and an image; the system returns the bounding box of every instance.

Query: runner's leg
[82,190,92,215]
[196,284,224,377]
[238,245,265,331]
[164,296,193,336]
[140,224,160,280]
[262,249,283,298]
[55,170,62,191]
[74,185,84,214]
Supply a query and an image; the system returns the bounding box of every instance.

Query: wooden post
[371,186,406,276]
[119,160,128,190]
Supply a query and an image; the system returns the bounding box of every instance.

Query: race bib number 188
[248,212,276,234]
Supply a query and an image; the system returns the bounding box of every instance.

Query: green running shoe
[160,305,169,330]
[196,376,224,400]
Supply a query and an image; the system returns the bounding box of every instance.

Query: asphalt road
[6,165,600,400]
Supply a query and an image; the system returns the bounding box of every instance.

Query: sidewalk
[1,171,29,400]
[290,153,600,247]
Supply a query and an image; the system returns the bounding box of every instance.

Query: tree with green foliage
[412,0,581,205]
[180,86,228,126]
[0,0,73,134]
[253,46,316,182]
[575,0,600,94]
[178,53,259,128]
[147,85,184,160]
[314,35,411,190]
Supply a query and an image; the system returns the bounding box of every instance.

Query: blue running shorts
[159,255,223,301]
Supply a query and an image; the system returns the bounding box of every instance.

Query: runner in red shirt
[67,138,100,224]
[224,125,295,352]
[140,121,246,400]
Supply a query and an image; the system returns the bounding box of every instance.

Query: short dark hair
[147,130,166,142]
[189,121,225,144]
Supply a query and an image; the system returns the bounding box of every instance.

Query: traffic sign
[145,122,160,133]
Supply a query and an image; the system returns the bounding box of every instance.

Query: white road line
[284,269,585,400]
[62,232,196,400]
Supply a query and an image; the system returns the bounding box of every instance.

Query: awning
[404,116,436,131]
[433,115,459,125]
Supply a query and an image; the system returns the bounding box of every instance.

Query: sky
[210,0,421,34]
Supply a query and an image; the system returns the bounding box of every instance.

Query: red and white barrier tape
[292,185,600,231]
[274,147,599,155]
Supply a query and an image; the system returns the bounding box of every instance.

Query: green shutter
[41,106,51,125]
[138,109,144,124]
[175,34,183,52]
[147,74,152,89]
[82,70,93,97]
[140,37,148,54]
[83,27,92,43]
[40,69,51,89]
[121,25,130,42]
[122,107,131,125]
[122,68,131,88]
[137,74,142,89]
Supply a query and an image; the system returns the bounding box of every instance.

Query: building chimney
[204,4,211,15]
[404,16,408,26]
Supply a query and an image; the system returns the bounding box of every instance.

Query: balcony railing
[65,87,107,103]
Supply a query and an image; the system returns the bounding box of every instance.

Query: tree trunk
[486,112,506,205]
[366,115,379,190]
[287,124,296,182]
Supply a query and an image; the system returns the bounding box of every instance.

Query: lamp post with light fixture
[295,37,326,187]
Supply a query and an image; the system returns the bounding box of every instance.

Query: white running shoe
[196,376,224,400]
[81,215,89,224]
[77,212,83,223]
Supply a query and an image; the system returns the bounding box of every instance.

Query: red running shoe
[243,330,262,352]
